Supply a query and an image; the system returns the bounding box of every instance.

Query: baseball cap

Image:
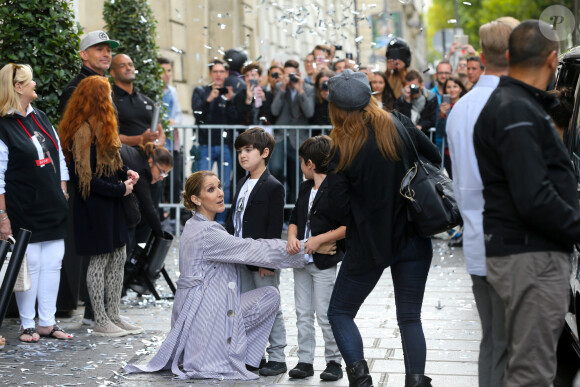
[80,31,119,51]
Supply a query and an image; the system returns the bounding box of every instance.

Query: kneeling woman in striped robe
[126,171,335,380]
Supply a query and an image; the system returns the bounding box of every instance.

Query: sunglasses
[10,63,21,84]
[154,162,169,178]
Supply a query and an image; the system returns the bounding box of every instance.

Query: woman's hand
[439,102,450,118]
[0,217,12,240]
[304,235,323,255]
[123,179,135,196]
[127,169,140,183]
[259,268,274,277]
[316,241,337,255]
[286,235,301,254]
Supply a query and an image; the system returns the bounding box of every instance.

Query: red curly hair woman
[59,76,141,337]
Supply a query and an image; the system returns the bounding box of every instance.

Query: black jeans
[327,235,432,373]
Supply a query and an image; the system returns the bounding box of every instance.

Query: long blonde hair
[328,97,401,171]
[0,63,33,117]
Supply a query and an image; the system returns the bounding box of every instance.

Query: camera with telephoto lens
[289,73,299,83]
[271,72,279,79]
[320,80,329,91]
[410,84,420,95]
[218,87,228,95]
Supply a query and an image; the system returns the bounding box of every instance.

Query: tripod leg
[143,276,161,300]
[161,267,176,295]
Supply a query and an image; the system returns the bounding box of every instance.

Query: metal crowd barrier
[161,125,333,237]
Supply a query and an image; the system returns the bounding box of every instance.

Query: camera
[410,84,420,95]
[320,80,329,91]
[334,44,343,51]
[218,87,228,95]
[289,73,299,83]
[346,52,353,60]
[271,72,279,79]
[249,79,258,88]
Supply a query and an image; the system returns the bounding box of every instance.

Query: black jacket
[290,178,344,270]
[310,100,331,126]
[394,89,438,135]
[0,109,68,243]
[58,65,102,114]
[191,85,237,146]
[120,145,163,237]
[70,143,128,256]
[327,112,440,274]
[474,76,580,256]
[233,88,274,125]
[225,169,285,271]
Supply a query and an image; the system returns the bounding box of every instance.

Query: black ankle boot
[346,360,373,387]
[405,374,433,387]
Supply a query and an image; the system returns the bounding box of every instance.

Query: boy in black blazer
[286,135,345,381]
[225,127,288,376]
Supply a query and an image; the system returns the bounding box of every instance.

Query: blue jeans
[197,145,232,223]
[327,235,432,373]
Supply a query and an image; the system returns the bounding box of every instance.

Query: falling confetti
[139,15,147,23]
[423,68,430,73]
[355,35,364,43]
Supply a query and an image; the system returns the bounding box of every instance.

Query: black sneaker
[259,361,287,376]
[320,361,343,381]
[289,362,314,379]
[246,358,267,372]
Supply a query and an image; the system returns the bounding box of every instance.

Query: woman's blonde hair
[328,97,401,171]
[183,171,217,212]
[0,63,33,117]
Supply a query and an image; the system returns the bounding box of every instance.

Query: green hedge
[103,0,163,103]
[0,0,82,126]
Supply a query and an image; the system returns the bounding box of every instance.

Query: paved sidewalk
[0,239,480,386]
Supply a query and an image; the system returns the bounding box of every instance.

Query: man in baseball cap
[56,29,119,330]
[58,30,119,113]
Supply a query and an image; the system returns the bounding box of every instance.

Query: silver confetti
[140,15,147,23]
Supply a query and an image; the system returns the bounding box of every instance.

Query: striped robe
[125,212,304,380]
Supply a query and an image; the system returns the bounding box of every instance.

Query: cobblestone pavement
[0,239,482,386]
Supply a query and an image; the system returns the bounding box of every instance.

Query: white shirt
[0,106,69,195]
[303,187,317,264]
[233,178,259,237]
[446,75,500,276]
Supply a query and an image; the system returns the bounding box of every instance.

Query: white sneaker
[114,319,144,335]
[92,322,129,337]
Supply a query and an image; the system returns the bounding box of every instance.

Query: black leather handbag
[393,118,462,237]
[122,192,141,228]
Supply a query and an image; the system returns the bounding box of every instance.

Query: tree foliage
[0,0,82,125]
[103,0,163,103]
[426,0,573,60]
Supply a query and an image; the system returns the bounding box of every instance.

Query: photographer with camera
[191,59,237,223]
[311,69,335,126]
[234,62,274,125]
[394,69,438,134]
[270,59,316,204]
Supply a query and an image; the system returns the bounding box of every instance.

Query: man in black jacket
[473,20,574,386]
[394,69,437,135]
[59,30,119,113]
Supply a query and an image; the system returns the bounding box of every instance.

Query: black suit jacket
[289,178,344,270]
[226,169,285,271]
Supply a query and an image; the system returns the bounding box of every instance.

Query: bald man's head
[110,54,135,85]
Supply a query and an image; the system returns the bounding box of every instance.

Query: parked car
[555,46,580,359]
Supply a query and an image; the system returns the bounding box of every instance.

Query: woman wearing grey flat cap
[325,69,441,387]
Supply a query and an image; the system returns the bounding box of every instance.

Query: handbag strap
[391,115,421,168]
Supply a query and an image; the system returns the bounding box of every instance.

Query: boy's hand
[304,235,323,255]
[259,268,274,277]
[287,236,301,254]
[316,241,337,255]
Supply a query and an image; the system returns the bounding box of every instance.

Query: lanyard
[15,113,58,152]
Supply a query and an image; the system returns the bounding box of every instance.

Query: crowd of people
[0,15,576,387]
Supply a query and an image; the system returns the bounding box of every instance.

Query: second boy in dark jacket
[287,135,345,382]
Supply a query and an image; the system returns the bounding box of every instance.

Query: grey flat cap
[327,69,371,111]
